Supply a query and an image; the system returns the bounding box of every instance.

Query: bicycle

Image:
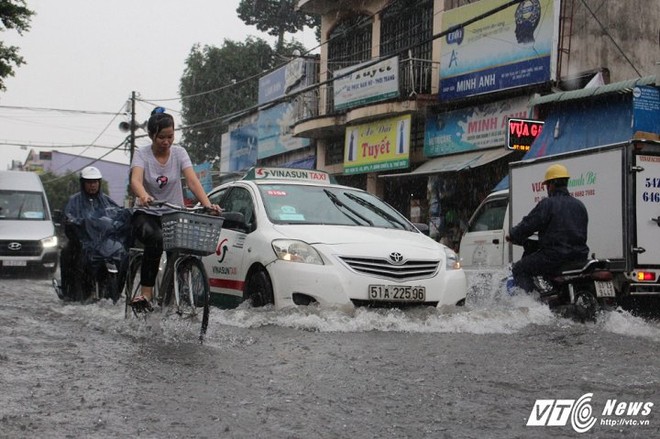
[124,201,224,343]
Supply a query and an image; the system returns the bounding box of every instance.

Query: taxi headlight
[272,239,324,265]
[41,235,58,249]
[444,246,461,270]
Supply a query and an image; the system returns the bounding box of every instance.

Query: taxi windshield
[258,184,415,231]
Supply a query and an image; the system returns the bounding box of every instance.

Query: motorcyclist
[55,166,131,302]
[505,163,589,293]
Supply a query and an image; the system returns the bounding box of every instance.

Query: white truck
[459,139,660,300]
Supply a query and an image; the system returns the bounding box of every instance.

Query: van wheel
[244,268,274,307]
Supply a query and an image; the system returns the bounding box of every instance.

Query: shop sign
[334,57,400,111]
[425,96,531,157]
[633,86,660,134]
[344,114,410,175]
[507,118,544,151]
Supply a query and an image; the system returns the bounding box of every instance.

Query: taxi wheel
[244,268,274,307]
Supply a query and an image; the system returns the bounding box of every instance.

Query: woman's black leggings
[131,212,163,288]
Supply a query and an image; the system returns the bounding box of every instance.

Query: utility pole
[129,90,137,164]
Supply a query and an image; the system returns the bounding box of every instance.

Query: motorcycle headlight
[444,246,461,270]
[272,239,324,265]
[41,235,58,249]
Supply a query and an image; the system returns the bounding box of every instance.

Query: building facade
[17,150,130,207]
[289,0,659,248]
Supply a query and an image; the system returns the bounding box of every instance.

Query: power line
[49,102,127,174]
[0,141,119,149]
[0,104,122,115]
[186,0,528,128]
[579,0,642,77]
[40,138,130,185]
[141,0,527,134]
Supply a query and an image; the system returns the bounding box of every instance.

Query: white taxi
[203,167,467,309]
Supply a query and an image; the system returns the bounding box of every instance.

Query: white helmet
[81,166,102,180]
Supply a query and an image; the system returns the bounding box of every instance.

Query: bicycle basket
[161,211,224,256]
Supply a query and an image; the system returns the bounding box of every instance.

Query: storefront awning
[380,148,513,178]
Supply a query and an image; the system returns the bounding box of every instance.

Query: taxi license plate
[594,281,616,298]
[2,260,27,267]
[368,285,426,301]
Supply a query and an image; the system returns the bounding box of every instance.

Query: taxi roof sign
[243,167,337,184]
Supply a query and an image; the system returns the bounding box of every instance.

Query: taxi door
[204,186,255,307]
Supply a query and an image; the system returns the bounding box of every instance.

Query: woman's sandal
[130,295,154,313]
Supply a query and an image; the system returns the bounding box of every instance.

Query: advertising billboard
[344,114,411,175]
[440,0,559,100]
[334,57,400,111]
[424,96,531,157]
[228,114,258,172]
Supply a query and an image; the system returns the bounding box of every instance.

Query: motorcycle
[528,259,617,322]
[507,239,617,322]
[53,206,131,303]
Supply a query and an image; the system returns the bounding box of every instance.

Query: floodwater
[1,269,659,439]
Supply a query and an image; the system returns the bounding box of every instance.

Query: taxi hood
[271,224,445,256]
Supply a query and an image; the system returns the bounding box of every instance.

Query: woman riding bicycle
[129,107,221,311]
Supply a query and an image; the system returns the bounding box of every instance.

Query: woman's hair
[147,107,175,138]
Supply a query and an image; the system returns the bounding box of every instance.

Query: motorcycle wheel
[573,289,599,323]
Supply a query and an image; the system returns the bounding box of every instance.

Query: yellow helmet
[543,164,570,184]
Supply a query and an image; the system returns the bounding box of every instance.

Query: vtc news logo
[527,393,653,433]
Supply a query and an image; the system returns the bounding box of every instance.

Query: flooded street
[1,271,659,438]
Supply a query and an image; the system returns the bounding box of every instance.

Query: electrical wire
[163,0,529,129]
[140,0,527,133]
[578,0,642,77]
[47,102,127,175]
[0,105,121,115]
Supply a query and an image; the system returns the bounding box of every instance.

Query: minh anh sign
[439,0,559,101]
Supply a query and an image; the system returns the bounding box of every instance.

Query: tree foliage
[0,0,34,91]
[179,37,307,164]
[40,172,81,212]
[237,0,319,51]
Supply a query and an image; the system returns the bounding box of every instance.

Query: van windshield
[467,197,507,232]
[0,190,49,220]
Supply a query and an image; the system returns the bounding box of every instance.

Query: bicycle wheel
[163,256,210,342]
[125,251,143,318]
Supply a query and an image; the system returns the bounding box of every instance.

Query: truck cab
[459,190,510,268]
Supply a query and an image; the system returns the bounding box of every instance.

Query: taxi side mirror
[221,211,250,233]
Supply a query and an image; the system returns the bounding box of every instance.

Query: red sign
[507,118,544,151]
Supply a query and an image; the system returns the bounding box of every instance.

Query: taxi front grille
[0,240,42,257]
[339,256,439,281]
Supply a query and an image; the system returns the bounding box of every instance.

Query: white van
[0,171,59,274]
[458,189,511,269]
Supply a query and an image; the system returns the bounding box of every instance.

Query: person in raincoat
[56,166,131,302]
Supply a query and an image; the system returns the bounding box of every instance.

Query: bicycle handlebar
[148,200,219,215]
